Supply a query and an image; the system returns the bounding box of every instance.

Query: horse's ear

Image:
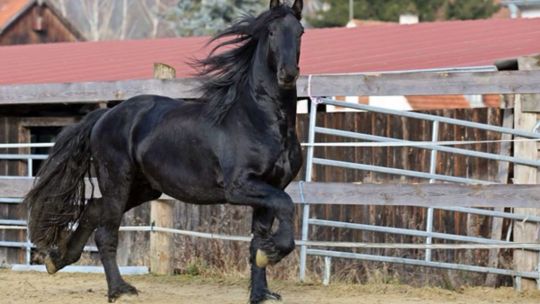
[292,0,303,20]
[270,0,280,9]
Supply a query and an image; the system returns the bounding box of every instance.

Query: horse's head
[266,0,304,90]
[196,0,304,122]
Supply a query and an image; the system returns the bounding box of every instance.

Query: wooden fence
[1,54,540,286]
[1,108,538,283]
[1,70,540,104]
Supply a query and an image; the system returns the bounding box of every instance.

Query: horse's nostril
[285,74,296,81]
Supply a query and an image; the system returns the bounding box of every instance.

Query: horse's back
[91,95,181,154]
[90,95,225,204]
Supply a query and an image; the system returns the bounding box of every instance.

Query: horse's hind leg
[96,178,161,303]
[44,197,103,274]
[94,201,136,303]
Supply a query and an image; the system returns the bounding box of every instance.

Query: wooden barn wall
[0,116,26,266]
[0,5,80,46]
[0,109,82,265]
[0,108,505,275]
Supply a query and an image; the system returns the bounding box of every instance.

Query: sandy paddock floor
[2,270,540,304]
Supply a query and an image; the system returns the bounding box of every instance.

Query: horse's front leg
[227,181,296,267]
[250,207,282,304]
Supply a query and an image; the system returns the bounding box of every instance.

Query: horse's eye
[269,31,275,37]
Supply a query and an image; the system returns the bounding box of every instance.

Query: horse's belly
[163,184,226,204]
[138,146,226,204]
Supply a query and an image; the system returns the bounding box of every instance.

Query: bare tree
[120,0,129,40]
[78,0,115,41]
[55,0,67,16]
[47,0,286,40]
[138,0,165,38]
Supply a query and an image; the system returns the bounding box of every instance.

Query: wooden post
[150,200,174,275]
[149,63,176,275]
[513,55,540,291]
[485,97,514,286]
[153,63,176,80]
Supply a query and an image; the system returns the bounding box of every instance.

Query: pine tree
[445,0,499,20]
[309,0,500,28]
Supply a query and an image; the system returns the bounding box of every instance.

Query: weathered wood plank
[297,70,540,97]
[2,70,540,105]
[0,78,202,104]
[486,102,513,286]
[522,98,540,113]
[285,182,540,208]
[3,179,540,208]
[513,54,540,291]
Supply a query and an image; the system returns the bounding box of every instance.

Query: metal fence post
[26,157,32,178]
[425,121,439,262]
[299,99,318,282]
[25,157,32,264]
[323,256,332,286]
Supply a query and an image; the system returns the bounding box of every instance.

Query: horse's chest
[264,136,301,187]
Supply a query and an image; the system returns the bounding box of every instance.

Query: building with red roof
[0,0,84,45]
[1,16,538,110]
[0,17,538,85]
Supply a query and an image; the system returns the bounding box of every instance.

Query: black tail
[25,109,108,250]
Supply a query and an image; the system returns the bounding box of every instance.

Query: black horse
[24,1,304,303]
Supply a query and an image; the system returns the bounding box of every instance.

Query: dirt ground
[2,270,540,304]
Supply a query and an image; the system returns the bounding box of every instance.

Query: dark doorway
[30,127,62,176]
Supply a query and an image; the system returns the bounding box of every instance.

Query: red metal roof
[0,17,539,85]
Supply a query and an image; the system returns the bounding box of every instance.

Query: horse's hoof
[112,293,139,303]
[261,294,282,303]
[256,249,269,268]
[251,289,282,303]
[108,284,138,303]
[252,298,283,304]
[44,254,57,274]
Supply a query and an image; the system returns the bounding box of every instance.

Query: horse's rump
[26,109,108,250]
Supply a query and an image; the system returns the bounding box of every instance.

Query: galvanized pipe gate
[298,97,540,287]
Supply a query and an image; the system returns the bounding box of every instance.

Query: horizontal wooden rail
[2,179,540,208]
[1,70,540,104]
[285,182,540,207]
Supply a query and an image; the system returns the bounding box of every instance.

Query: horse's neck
[243,45,298,130]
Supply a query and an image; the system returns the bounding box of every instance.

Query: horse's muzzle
[278,69,299,89]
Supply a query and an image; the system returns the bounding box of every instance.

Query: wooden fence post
[149,63,176,275]
[150,200,174,275]
[153,63,176,80]
[513,55,540,291]
[485,98,514,286]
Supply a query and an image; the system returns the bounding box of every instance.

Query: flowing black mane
[196,5,296,123]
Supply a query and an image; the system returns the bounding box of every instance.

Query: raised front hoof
[250,289,282,304]
[108,283,138,303]
[44,250,63,274]
[257,237,295,267]
[256,249,271,268]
